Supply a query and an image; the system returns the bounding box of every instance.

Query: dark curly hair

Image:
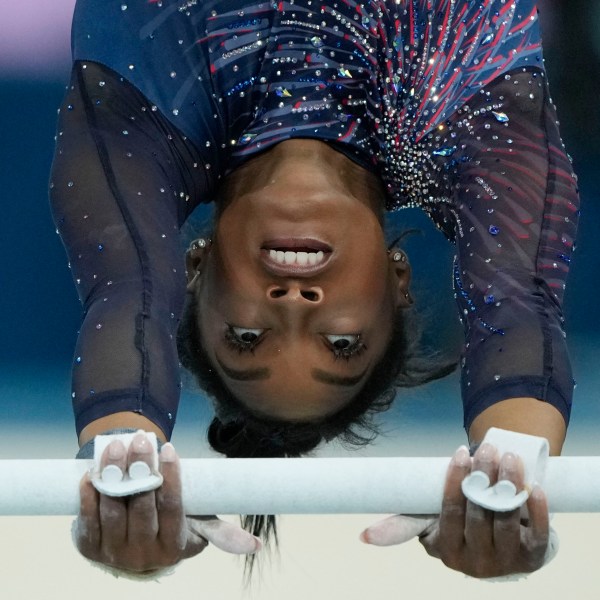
[177,285,456,575]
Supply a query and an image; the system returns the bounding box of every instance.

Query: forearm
[468,397,566,456]
[50,61,205,443]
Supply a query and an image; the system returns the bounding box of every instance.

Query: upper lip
[260,238,333,278]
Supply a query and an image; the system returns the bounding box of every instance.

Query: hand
[75,434,261,575]
[360,444,550,578]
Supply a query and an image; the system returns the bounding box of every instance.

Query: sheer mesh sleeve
[428,68,579,431]
[49,61,206,439]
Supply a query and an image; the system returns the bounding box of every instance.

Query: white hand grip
[91,431,163,497]
[461,428,549,512]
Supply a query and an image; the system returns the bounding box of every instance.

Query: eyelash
[224,325,264,354]
[329,338,367,361]
[224,326,367,360]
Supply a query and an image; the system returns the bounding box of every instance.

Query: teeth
[268,250,325,266]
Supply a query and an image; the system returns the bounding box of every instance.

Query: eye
[324,334,367,360]
[225,326,265,353]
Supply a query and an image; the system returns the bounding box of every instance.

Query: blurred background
[0,1,599,598]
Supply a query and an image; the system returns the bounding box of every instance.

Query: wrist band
[76,428,165,459]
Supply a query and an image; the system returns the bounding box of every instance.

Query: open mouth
[260,238,333,276]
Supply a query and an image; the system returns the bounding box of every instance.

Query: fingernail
[359,530,371,544]
[452,446,470,467]
[107,441,125,460]
[132,434,150,453]
[160,443,176,462]
[476,442,496,461]
[501,452,518,470]
[252,537,263,552]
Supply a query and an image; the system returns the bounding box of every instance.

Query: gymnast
[49,0,579,579]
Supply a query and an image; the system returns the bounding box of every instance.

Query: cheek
[213,249,261,299]
[350,259,390,304]
[204,252,260,304]
[353,277,397,338]
[199,266,266,330]
[196,298,222,345]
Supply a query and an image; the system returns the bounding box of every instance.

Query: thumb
[360,515,438,546]
[188,516,262,555]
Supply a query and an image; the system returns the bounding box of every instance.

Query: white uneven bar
[0,457,599,516]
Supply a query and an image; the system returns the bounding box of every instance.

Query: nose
[266,283,323,304]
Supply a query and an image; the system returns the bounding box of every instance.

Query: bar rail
[0,457,598,516]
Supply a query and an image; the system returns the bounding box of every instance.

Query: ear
[185,238,211,290]
[388,249,412,309]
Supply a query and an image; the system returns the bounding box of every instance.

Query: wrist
[468,398,566,456]
[79,412,168,447]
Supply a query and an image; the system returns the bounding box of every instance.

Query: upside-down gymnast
[49,0,579,579]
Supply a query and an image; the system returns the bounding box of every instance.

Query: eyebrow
[215,355,270,381]
[311,368,369,387]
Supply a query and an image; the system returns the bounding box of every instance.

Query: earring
[390,250,406,263]
[190,238,210,250]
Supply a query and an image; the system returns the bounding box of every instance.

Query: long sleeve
[427,68,579,430]
[49,61,207,439]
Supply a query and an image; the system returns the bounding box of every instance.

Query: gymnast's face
[187,143,411,421]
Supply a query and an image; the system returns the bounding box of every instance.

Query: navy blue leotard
[50,0,579,439]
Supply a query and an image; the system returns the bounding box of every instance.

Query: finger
[497,451,524,491]
[98,495,128,550]
[435,446,471,557]
[155,443,187,554]
[99,439,128,483]
[360,515,438,546]
[180,520,209,559]
[522,485,550,570]
[190,517,262,555]
[126,490,159,545]
[493,453,524,565]
[74,472,101,558]
[98,441,128,549]
[471,442,500,485]
[127,432,156,477]
[125,434,160,544]
[464,443,498,550]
